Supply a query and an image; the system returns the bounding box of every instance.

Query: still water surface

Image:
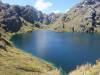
[11,30,100,73]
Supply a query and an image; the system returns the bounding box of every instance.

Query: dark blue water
[11,30,100,73]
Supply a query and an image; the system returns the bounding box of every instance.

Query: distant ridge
[50,0,100,32]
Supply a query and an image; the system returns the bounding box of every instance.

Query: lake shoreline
[9,30,100,75]
[10,29,67,74]
[0,29,61,75]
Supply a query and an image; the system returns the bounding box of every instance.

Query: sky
[2,0,80,14]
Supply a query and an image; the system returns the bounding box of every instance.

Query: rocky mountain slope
[50,0,100,32]
[0,1,60,32]
[0,0,100,33]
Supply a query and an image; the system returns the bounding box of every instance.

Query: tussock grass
[0,38,61,75]
[69,60,100,75]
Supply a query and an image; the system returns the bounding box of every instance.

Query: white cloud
[53,10,61,13]
[52,9,70,14]
[35,0,53,11]
[65,9,70,13]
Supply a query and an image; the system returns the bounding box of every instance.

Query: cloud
[65,9,70,13]
[35,0,53,11]
[52,9,70,14]
[53,10,61,13]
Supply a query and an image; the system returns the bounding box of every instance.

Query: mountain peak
[82,0,96,5]
[82,0,100,5]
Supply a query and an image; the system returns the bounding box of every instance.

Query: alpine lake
[11,30,100,73]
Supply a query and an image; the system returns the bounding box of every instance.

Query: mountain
[0,2,59,32]
[0,0,100,33]
[50,0,100,32]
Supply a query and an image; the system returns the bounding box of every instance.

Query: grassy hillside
[16,17,39,34]
[1,32,100,75]
[0,37,61,75]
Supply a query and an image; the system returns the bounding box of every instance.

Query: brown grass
[69,60,100,75]
[0,38,61,75]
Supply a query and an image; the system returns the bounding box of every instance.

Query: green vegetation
[15,18,39,34]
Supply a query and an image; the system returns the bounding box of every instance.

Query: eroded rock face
[0,3,22,32]
[83,0,96,5]
[20,5,38,23]
[95,0,100,2]
[1,16,22,32]
[82,0,100,5]
[19,6,58,25]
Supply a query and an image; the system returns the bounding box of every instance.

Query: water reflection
[34,31,48,56]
